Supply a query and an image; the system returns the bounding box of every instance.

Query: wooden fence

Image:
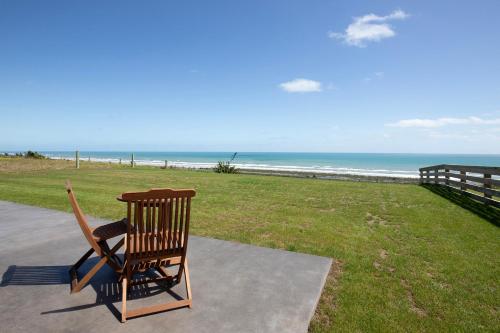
[419,164,500,208]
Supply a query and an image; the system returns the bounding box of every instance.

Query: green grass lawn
[0,158,498,332]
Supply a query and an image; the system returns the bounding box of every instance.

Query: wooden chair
[119,188,196,322]
[66,180,126,293]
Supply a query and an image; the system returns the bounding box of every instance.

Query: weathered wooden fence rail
[419,164,500,207]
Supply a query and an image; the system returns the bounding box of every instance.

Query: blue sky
[1,0,499,153]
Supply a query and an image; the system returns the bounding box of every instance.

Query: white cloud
[329,9,409,47]
[363,71,384,83]
[279,78,322,93]
[386,116,500,128]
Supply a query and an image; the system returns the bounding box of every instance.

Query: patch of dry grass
[0,157,118,173]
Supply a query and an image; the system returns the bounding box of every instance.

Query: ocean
[41,151,500,179]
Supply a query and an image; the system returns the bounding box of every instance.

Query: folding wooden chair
[119,188,196,322]
[65,180,126,293]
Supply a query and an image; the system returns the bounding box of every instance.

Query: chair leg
[176,260,185,284]
[120,260,192,321]
[69,248,94,293]
[72,248,95,270]
[71,255,108,294]
[121,275,128,323]
[127,269,133,289]
[70,238,125,293]
[156,266,175,285]
[100,239,124,273]
[183,259,192,308]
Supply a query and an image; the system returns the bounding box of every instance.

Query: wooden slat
[161,199,170,250]
[121,188,196,201]
[127,202,131,260]
[453,178,499,197]
[65,182,102,256]
[432,172,500,186]
[178,199,184,248]
[420,164,500,175]
[155,199,162,263]
[128,275,174,287]
[145,200,150,256]
[168,197,174,250]
[172,197,179,250]
[433,183,500,208]
[138,201,144,260]
[179,197,185,248]
[149,201,154,260]
[133,203,138,256]
[149,199,155,257]
[446,165,500,175]
[150,200,155,256]
[126,299,191,319]
[422,178,500,197]
[183,198,191,251]
[419,164,446,172]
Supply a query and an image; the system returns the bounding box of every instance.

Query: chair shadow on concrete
[0,257,185,322]
[421,184,500,227]
[1,265,71,286]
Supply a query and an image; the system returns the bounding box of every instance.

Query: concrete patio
[0,201,332,333]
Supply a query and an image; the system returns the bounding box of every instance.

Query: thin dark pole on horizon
[75,150,79,169]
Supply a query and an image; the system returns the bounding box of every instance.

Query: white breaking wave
[49,156,419,178]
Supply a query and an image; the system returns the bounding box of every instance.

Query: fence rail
[419,164,500,208]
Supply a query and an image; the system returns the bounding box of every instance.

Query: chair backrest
[65,180,102,256]
[120,188,196,264]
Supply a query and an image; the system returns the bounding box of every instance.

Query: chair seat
[92,219,128,241]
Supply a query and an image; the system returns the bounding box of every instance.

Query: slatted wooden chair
[119,188,195,322]
[66,180,126,293]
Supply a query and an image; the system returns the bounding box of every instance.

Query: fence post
[484,174,492,200]
[119,158,122,165]
[419,170,423,184]
[445,168,450,186]
[165,160,168,168]
[434,168,438,184]
[426,170,430,183]
[460,171,466,191]
[75,151,80,169]
[131,153,135,168]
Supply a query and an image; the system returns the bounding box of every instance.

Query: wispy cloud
[279,78,322,93]
[363,71,385,83]
[386,116,500,128]
[329,10,409,47]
